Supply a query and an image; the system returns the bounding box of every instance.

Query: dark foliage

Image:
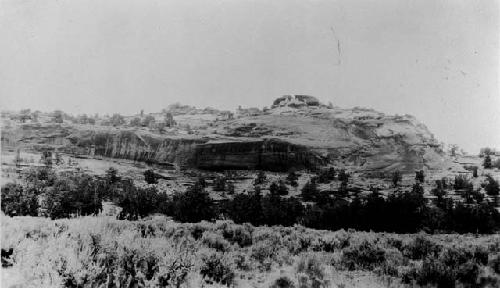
[213,176,227,191]
[415,170,425,183]
[105,167,120,184]
[392,170,402,187]
[117,181,166,220]
[484,175,499,196]
[301,179,319,202]
[317,167,336,184]
[269,181,289,196]
[338,169,350,183]
[225,186,303,227]
[287,170,299,187]
[454,174,471,190]
[254,170,266,185]
[302,185,500,234]
[1,183,39,216]
[143,169,159,184]
[43,174,104,219]
[172,183,216,223]
[484,154,492,169]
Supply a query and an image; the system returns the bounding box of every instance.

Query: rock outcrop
[1,96,452,173]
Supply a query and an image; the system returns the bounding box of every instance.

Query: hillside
[2,215,499,288]
[1,95,456,174]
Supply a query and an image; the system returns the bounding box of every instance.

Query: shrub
[341,241,386,270]
[219,222,253,247]
[490,254,500,274]
[296,253,326,288]
[416,258,455,287]
[413,246,485,287]
[143,169,159,184]
[201,231,231,252]
[199,250,235,285]
[270,276,296,288]
[403,235,440,260]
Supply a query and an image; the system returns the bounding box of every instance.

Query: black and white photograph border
[1,0,500,287]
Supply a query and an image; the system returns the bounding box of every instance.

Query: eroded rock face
[195,139,327,171]
[1,97,453,174]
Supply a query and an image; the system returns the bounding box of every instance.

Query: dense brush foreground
[2,215,500,288]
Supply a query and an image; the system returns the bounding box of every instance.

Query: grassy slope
[2,215,499,288]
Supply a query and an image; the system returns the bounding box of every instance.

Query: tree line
[2,167,499,234]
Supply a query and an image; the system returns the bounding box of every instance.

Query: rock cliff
[1,97,452,173]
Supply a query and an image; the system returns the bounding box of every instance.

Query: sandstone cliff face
[195,139,327,171]
[72,131,207,168]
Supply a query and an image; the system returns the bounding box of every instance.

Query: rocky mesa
[1,95,453,174]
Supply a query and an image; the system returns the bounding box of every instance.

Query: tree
[117,182,161,220]
[144,169,159,184]
[287,170,299,187]
[52,110,64,123]
[484,175,499,196]
[105,167,120,184]
[164,112,176,127]
[269,180,288,196]
[449,144,458,157]
[213,176,227,191]
[301,179,319,201]
[480,147,493,157]
[317,167,335,183]
[415,170,425,183]
[454,174,471,190]
[483,154,492,169]
[254,170,266,185]
[43,174,103,219]
[225,181,235,195]
[130,117,141,127]
[392,170,402,187]
[1,183,39,216]
[172,183,215,222]
[261,192,303,226]
[338,169,349,183]
[78,114,89,124]
[141,115,155,127]
[226,188,262,225]
[110,114,125,126]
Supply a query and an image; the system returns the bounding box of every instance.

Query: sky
[0,0,499,153]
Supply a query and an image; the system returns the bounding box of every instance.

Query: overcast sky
[1,0,499,153]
